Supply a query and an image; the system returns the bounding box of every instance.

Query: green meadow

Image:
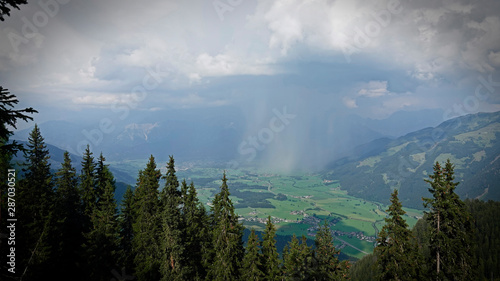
[109,161,423,259]
[174,166,424,259]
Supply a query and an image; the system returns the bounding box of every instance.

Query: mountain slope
[11,142,134,202]
[324,111,500,209]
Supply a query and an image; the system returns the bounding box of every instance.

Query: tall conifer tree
[282,234,313,281]
[375,189,420,280]
[80,145,96,232]
[17,124,55,280]
[132,155,162,281]
[95,152,110,204]
[119,185,136,273]
[261,216,281,281]
[0,86,37,156]
[53,151,84,280]
[423,160,474,281]
[0,89,37,280]
[242,229,265,280]
[160,156,186,281]
[207,172,244,281]
[83,159,120,281]
[313,221,349,280]
[182,180,209,280]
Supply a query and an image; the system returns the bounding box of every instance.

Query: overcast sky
[1,0,500,130]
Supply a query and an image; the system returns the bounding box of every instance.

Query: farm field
[109,160,423,259]
[174,166,424,259]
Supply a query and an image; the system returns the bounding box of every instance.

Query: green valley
[171,166,424,259]
[107,160,424,259]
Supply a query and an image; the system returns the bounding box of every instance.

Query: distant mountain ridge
[11,141,133,202]
[324,111,500,209]
[12,108,444,170]
[12,106,246,163]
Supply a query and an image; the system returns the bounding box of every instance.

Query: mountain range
[12,108,445,167]
[324,111,500,209]
[11,141,134,202]
[11,109,500,208]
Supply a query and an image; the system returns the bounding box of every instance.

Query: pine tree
[207,172,245,281]
[119,185,135,273]
[52,151,84,280]
[182,180,209,280]
[0,0,29,21]
[0,86,37,156]
[17,124,55,280]
[132,155,162,281]
[80,144,96,232]
[160,156,187,281]
[261,216,281,281]
[375,189,419,280]
[412,214,432,277]
[95,152,110,204]
[242,229,265,280]
[282,234,313,280]
[83,159,121,281]
[423,160,474,281]
[313,221,349,280]
[0,88,37,280]
[348,253,377,281]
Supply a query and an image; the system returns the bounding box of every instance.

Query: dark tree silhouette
[0,0,28,21]
[0,87,37,155]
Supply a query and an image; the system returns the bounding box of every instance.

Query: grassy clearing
[387,141,412,156]
[454,123,500,147]
[434,153,469,168]
[357,156,382,168]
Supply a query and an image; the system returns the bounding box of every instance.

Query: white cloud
[194,52,275,77]
[343,96,358,109]
[162,93,229,108]
[72,93,123,106]
[251,0,373,55]
[381,94,421,111]
[357,81,389,98]
[342,80,389,109]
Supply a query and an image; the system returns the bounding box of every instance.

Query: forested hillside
[325,111,500,208]
[350,199,500,280]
